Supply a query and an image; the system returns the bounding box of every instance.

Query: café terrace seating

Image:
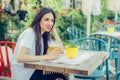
[0,41,16,79]
[67,27,87,41]
[90,34,120,80]
[73,38,109,80]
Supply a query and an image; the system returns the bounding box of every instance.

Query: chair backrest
[74,38,108,52]
[67,27,87,40]
[74,38,108,70]
[0,41,16,78]
[89,34,120,59]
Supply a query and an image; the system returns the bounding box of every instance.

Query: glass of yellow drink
[48,41,60,51]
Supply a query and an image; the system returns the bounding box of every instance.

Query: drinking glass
[48,41,60,51]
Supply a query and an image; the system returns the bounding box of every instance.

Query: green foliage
[25,0,42,28]
[55,9,86,41]
[107,11,115,20]
[0,15,8,41]
[43,0,61,12]
[7,16,25,42]
[0,14,25,42]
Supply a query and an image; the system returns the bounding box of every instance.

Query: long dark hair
[30,7,56,55]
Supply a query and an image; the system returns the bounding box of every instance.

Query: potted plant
[65,40,79,58]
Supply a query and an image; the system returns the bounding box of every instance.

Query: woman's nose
[48,21,53,25]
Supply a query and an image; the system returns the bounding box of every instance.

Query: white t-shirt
[11,28,44,80]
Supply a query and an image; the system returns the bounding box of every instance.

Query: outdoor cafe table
[24,50,109,76]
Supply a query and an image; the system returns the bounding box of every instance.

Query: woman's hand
[45,48,63,60]
[45,52,60,61]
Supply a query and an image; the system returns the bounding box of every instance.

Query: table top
[24,50,109,76]
[95,31,120,39]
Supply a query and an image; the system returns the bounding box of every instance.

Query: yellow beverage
[48,41,60,51]
[48,46,58,51]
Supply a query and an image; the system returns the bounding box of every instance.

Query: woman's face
[40,12,54,34]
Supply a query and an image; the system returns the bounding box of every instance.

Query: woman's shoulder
[23,28,34,33]
[20,28,34,37]
[16,28,35,43]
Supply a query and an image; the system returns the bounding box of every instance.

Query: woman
[11,7,66,80]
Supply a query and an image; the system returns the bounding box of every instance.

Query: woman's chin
[46,30,51,32]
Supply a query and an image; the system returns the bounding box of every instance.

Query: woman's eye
[52,19,54,22]
[45,18,54,22]
[45,18,49,21]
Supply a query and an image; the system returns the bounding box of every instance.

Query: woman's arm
[17,46,61,62]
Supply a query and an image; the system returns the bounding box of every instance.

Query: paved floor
[70,72,118,80]
[0,73,118,80]
[69,68,119,80]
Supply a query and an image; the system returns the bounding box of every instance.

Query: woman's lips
[47,26,52,30]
